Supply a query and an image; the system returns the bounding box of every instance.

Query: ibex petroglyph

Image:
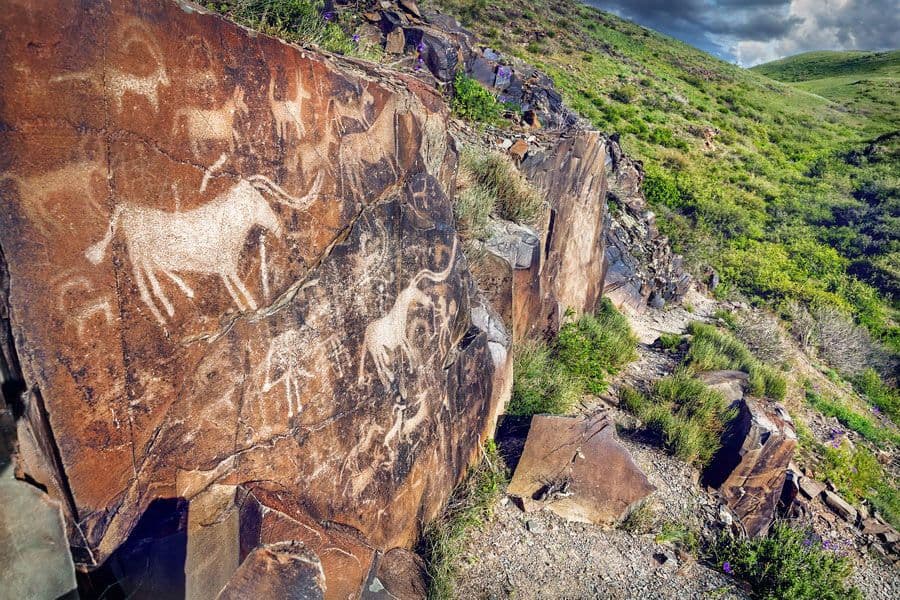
[173,86,248,155]
[358,238,458,388]
[84,173,322,325]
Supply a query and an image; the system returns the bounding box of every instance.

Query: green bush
[510,340,582,416]
[451,72,503,124]
[657,332,683,350]
[708,522,861,600]
[556,299,638,394]
[420,440,509,599]
[621,372,735,466]
[684,322,786,400]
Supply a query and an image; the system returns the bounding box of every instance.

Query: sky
[585,0,900,66]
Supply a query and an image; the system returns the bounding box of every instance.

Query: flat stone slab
[507,414,655,524]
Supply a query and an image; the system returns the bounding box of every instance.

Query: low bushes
[708,522,862,600]
[684,322,787,401]
[451,72,503,124]
[852,368,900,424]
[621,372,735,466]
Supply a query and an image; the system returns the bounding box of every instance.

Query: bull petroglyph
[261,329,312,418]
[84,174,321,325]
[268,69,311,141]
[173,86,248,156]
[50,22,169,112]
[358,238,458,388]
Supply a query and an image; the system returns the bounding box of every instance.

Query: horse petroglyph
[84,174,321,325]
[262,329,313,418]
[358,238,458,388]
[173,86,248,155]
[50,22,169,112]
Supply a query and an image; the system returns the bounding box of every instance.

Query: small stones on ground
[526,520,544,534]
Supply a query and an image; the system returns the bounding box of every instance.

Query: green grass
[420,440,509,599]
[621,372,736,466]
[451,71,504,125]
[821,441,900,529]
[852,368,900,424]
[556,299,638,394]
[657,332,683,350]
[684,322,787,401]
[655,521,699,554]
[707,522,862,600]
[509,339,582,416]
[804,388,900,447]
[460,149,544,226]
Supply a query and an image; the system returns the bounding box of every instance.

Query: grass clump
[708,522,862,600]
[420,440,509,599]
[621,372,736,466]
[805,388,900,447]
[685,322,786,401]
[655,521,699,554]
[619,500,655,534]
[821,441,900,529]
[852,368,900,424]
[556,299,638,394]
[509,339,582,416]
[461,150,544,225]
[657,332,683,350]
[451,72,503,125]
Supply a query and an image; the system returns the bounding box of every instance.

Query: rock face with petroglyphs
[0,0,507,593]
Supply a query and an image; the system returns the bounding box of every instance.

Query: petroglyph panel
[0,0,507,580]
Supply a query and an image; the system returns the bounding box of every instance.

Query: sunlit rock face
[0,0,507,580]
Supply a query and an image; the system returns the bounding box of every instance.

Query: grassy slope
[753,50,900,132]
[426,0,898,353]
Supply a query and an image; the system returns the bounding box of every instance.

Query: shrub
[685,322,786,401]
[621,372,735,466]
[556,299,638,394]
[811,304,879,376]
[451,72,502,124]
[461,151,544,225]
[707,522,862,600]
[510,340,582,416]
[420,440,509,599]
[734,310,787,364]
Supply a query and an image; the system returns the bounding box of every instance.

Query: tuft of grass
[420,440,509,599]
[454,184,494,241]
[619,499,655,534]
[621,372,736,466]
[655,521,699,554]
[657,332,683,350]
[461,150,544,225]
[509,339,582,416]
[805,388,900,447]
[685,322,786,401]
[707,522,862,600]
[851,368,900,425]
[556,299,638,394]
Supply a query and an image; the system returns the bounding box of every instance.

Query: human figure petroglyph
[261,329,313,418]
[173,86,248,155]
[84,174,322,325]
[268,69,311,141]
[3,160,106,236]
[50,22,169,112]
[358,238,458,388]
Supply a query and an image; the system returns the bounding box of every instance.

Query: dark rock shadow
[495,414,533,473]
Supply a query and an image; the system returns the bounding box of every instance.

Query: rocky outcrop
[603,137,691,312]
[507,414,655,524]
[0,0,509,592]
[217,541,326,600]
[704,396,797,538]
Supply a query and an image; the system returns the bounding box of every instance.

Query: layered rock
[0,0,508,589]
[603,137,691,312]
[704,396,797,537]
[507,414,655,524]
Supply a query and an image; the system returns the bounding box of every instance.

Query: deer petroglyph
[358,238,458,388]
[268,69,311,141]
[173,86,248,155]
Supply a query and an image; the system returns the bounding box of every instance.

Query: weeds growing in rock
[655,521,699,554]
[420,440,509,599]
[510,339,582,416]
[451,72,503,125]
[619,499,656,535]
[707,522,862,600]
[821,440,900,529]
[461,150,544,225]
[805,388,900,447]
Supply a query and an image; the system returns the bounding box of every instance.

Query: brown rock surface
[0,0,507,570]
[507,414,655,524]
[364,547,429,599]
[217,541,326,600]
[704,398,797,537]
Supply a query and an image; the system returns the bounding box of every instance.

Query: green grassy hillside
[427,0,899,360]
[753,50,900,131]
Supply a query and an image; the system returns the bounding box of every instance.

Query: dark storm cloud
[585,0,900,65]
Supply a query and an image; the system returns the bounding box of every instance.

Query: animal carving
[261,329,313,418]
[84,174,321,325]
[358,238,458,388]
[173,86,248,155]
[268,70,311,141]
[50,23,169,112]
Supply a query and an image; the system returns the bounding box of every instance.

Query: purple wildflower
[417,56,424,63]
[322,11,335,21]
[417,41,426,53]
[802,537,813,547]
[872,406,881,414]
[723,561,733,574]
[352,34,360,43]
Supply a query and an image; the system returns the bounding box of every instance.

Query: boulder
[385,28,406,54]
[507,414,655,524]
[698,370,749,404]
[217,542,326,600]
[363,548,428,600]
[824,491,858,523]
[403,27,460,82]
[798,476,826,500]
[0,0,508,573]
[704,398,797,537]
[0,478,77,599]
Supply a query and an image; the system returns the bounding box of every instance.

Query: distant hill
[753,50,900,129]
